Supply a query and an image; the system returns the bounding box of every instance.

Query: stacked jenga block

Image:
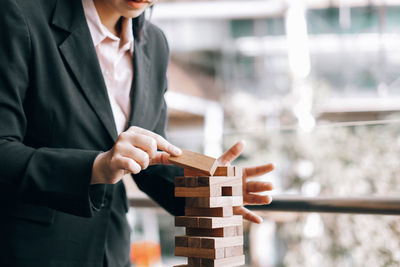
[169,150,245,267]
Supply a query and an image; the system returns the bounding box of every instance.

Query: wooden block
[178,236,243,249]
[213,166,235,176]
[224,245,243,258]
[201,255,245,267]
[201,236,244,249]
[175,236,189,247]
[186,177,198,187]
[234,166,243,178]
[186,196,243,208]
[188,237,201,248]
[186,227,236,237]
[197,177,241,187]
[188,258,201,267]
[169,150,218,176]
[175,216,199,228]
[184,168,203,176]
[232,196,243,207]
[185,197,230,208]
[175,177,186,187]
[180,176,241,187]
[198,215,243,229]
[184,166,235,177]
[175,246,224,259]
[197,177,211,186]
[185,207,233,217]
[222,186,242,196]
[176,216,242,229]
[232,186,243,196]
[175,186,222,197]
[235,225,243,236]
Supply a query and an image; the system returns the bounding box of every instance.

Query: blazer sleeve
[0,0,101,218]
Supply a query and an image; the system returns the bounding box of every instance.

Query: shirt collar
[82,0,134,53]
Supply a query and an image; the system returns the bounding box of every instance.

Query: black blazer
[0,0,184,266]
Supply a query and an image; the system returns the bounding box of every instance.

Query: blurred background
[127,0,400,266]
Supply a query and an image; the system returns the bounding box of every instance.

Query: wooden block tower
[169,150,245,267]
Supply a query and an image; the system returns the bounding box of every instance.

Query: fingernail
[239,140,246,147]
[173,147,182,155]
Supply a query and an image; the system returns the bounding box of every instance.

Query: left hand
[217,141,274,224]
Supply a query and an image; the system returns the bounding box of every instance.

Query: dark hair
[132,5,154,41]
[132,13,145,41]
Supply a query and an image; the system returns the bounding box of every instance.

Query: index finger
[128,126,182,156]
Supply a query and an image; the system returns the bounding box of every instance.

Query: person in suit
[0,0,274,266]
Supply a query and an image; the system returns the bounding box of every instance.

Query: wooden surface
[169,150,218,175]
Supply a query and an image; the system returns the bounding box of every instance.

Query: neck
[93,0,122,36]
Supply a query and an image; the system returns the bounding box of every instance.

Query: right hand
[91,126,182,184]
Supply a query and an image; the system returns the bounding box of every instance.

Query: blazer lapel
[129,34,151,128]
[52,0,118,142]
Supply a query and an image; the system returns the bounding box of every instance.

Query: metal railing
[247,195,400,215]
[129,195,400,215]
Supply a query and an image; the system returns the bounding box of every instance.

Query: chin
[122,10,146,18]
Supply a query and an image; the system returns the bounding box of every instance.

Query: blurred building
[153,0,400,136]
